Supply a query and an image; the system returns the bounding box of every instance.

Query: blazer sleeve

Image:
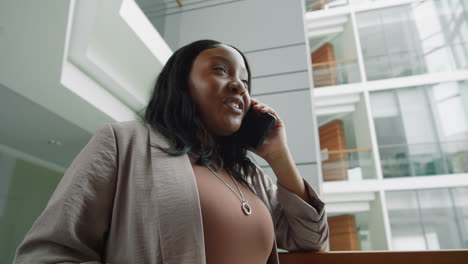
[252,166,329,252]
[14,124,118,264]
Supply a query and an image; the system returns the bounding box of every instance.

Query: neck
[196,130,219,145]
[189,152,222,171]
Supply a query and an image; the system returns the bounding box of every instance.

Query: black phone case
[235,107,277,149]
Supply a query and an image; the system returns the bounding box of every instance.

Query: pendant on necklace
[242,201,252,215]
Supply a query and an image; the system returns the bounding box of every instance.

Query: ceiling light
[48,139,63,146]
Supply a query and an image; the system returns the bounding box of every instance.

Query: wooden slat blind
[311,43,337,88]
[328,215,360,251]
[319,120,348,181]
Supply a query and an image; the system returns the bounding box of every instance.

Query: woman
[14,40,328,263]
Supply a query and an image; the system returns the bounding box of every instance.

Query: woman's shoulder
[101,120,157,137]
[92,120,151,145]
[103,120,169,148]
[109,120,147,132]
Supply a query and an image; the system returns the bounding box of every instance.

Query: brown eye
[214,66,227,74]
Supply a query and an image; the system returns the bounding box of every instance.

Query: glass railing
[363,42,468,81]
[312,59,361,88]
[306,0,350,12]
[379,140,468,178]
[320,148,376,181]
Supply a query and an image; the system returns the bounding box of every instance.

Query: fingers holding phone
[250,98,284,133]
[251,99,282,126]
[245,99,288,161]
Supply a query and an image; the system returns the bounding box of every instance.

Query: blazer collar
[147,124,206,263]
[146,124,279,264]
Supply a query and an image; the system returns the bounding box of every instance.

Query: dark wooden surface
[279,250,468,264]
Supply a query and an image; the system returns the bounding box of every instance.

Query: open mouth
[227,101,241,110]
[224,97,244,114]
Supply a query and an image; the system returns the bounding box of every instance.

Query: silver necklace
[205,165,252,215]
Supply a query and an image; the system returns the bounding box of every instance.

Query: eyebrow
[210,55,248,76]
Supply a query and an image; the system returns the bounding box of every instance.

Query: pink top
[191,161,275,264]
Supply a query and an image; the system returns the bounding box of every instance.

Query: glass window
[356,0,468,81]
[317,94,377,181]
[327,212,372,251]
[370,81,468,178]
[305,0,350,11]
[386,187,468,250]
[452,187,468,247]
[386,190,427,250]
[326,192,390,251]
[307,13,361,88]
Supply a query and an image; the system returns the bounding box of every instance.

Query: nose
[229,80,247,95]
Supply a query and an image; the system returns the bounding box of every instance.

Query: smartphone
[235,105,277,149]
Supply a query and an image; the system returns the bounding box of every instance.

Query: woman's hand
[249,99,312,203]
[248,98,289,163]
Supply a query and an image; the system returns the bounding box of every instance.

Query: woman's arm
[265,147,311,203]
[253,166,329,252]
[14,124,118,264]
[249,98,317,204]
[249,98,329,251]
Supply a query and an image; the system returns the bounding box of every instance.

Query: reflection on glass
[327,214,360,250]
[313,59,361,87]
[370,81,468,178]
[318,95,377,181]
[357,212,372,251]
[309,13,361,88]
[321,148,376,181]
[379,141,468,177]
[387,187,468,250]
[452,187,468,247]
[306,0,350,11]
[357,0,468,81]
[327,194,389,251]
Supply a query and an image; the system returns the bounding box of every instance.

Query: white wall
[0,0,119,134]
[368,192,391,250]
[332,19,357,61]
[145,0,323,192]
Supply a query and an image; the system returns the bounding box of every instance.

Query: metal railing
[379,140,468,178]
[312,58,360,88]
[320,148,376,181]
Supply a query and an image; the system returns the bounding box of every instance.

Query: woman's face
[188,44,251,137]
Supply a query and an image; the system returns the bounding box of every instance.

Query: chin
[215,124,242,137]
[208,118,242,137]
[217,129,239,137]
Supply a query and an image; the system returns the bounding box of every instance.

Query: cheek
[191,77,214,95]
[199,86,224,109]
[245,96,251,108]
[191,90,219,119]
[189,82,209,106]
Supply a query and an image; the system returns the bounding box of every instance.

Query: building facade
[306,0,468,251]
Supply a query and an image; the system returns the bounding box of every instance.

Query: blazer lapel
[147,125,206,264]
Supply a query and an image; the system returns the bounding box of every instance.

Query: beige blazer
[14,121,328,264]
